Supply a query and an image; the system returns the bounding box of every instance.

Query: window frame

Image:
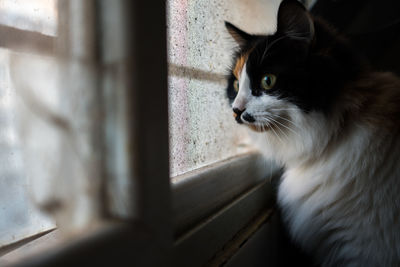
[0,25,54,55]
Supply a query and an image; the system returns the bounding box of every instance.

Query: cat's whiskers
[276,124,289,141]
[273,114,301,130]
[260,37,269,63]
[263,116,290,140]
[261,35,289,61]
[268,116,300,138]
[269,120,285,144]
[252,109,298,115]
[253,111,301,130]
[284,29,313,40]
[261,124,273,181]
[253,113,300,140]
[274,120,294,141]
[269,108,299,112]
[261,30,311,61]
[254,112,301,131]
[257,117,285,144]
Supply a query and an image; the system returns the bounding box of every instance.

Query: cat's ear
[225,21,254,48]
[276,0,314,43]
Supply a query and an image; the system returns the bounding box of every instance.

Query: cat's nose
[233,108,244,116]
[242,113,255,123]
[233,108,245,124]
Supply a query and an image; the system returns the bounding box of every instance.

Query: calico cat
[225,0,400,266]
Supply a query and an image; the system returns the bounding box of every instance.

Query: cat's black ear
[277,0,314,43]
[225,21,253,48]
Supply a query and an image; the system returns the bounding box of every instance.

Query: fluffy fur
[225,0,400,266]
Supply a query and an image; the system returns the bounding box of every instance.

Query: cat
[225,0,400,266]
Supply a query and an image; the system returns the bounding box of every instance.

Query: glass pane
[0,49,55,249]
[1,0,102,258]
[0,0,58,36]
[167,0,281,177]
[0,0,59,251]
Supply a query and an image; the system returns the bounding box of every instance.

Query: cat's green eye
[261,74,277,90]
[233,79,239,92]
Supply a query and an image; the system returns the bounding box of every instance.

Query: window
[0,0,58,257]
[167,0,282,177]
[0,0,309,266]
[0,0,57,36]
[1,1,172,265]
[1,0,106,263]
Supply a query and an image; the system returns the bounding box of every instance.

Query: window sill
[0,230,60,266]
[172,151,280,237]
[2,152,281,267]
[171,151,281,266]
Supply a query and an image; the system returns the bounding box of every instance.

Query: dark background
[310,0,400,75]
[280,1,400,266]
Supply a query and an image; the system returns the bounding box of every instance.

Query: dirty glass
[167,0,281,177]
[0,1,104,261]
[0,0,58,36]
[0,0,58,252]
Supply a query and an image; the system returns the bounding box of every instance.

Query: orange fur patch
[233,51,252,79]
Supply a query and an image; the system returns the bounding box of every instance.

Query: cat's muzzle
[233,108,256,124]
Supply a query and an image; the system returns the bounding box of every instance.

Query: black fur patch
[226,73,238,104]
[225,0,368,114]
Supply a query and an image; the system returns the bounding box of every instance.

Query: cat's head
[225,0,357,134]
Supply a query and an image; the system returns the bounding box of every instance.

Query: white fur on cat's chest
[277,162,352,259]
[275,127,400,265]
[278,165,330,237]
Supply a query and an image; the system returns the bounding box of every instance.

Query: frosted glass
[0,0,58,36]
[0,0,103,248]
[0,49,55,248]
[167,0,281,177]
